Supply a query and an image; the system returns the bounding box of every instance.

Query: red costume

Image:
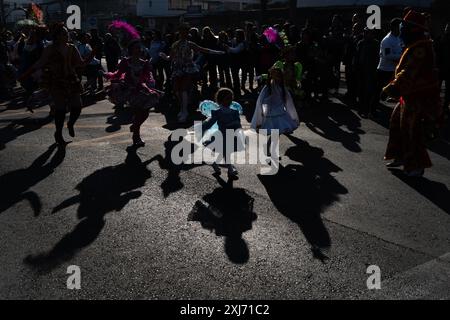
[383,11,443,173]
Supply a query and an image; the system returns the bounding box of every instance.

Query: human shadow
[105,106,133,133]
[304,102,364,153]
[389,169,450,214]
[80,90,107,108]
[0,88,51,113]
[150,132,204,198]
[258,135,348,262]
[188,174,257,264]
[0,144,66,216]
[23,146,152,273]
[0,116,53,150]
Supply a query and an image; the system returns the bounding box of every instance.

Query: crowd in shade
[0,5,449,179]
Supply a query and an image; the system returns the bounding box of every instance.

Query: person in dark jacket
[104,33,121,72]
[354,27,380,117]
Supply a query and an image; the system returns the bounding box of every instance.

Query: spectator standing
[376,18,403,106]
[104,33,121,72]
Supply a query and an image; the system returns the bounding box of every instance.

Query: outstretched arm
[190,41,225,55]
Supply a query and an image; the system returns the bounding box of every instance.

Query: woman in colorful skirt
[104,38,161,147]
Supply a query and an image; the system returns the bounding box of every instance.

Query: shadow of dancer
[105,107,133,133]
[0,116,53,150]
[389,169,450,214]
[258,135,348,262]
[188,175,257,264]
[24,146,152,273]
[304,102,365,153]
[0,144,66,216]
[150,133,204,198]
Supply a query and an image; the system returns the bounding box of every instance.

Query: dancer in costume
[104,21,162,147]
[383,11,443,177]
[251,62,299,135]
[198,88,244,180]
[159,23,225,123]
[19,23,95,145]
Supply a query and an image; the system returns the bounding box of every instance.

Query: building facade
[137,0,259,18]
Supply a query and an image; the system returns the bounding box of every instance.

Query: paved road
[0,93,449,299]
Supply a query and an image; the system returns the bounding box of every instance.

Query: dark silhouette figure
[258,135,348,262]
[304,102,364,153]
[0,144,66,216]
[150,133,203,198]
[24,147,152,273]
[188,175,257,264]
[105,106,133,133]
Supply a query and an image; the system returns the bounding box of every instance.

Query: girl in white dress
[251,63,299,156]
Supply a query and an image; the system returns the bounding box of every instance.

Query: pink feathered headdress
[109,20,140,40]
[263,27,278,44]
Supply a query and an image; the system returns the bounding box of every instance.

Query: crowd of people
[0,7,449,178]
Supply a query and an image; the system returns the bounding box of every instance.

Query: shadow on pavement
[0,116,53,150]
[0,144,65,217]
[390,169,450,215]
[24,146,151,273]
[105,106,133,133]
[258,135,348,262]
[188,174,257,264]
[303,101,364,153]
[150,133,204,198]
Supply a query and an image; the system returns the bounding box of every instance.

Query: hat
[402,10,428,31]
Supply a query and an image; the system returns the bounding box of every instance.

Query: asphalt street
[0,91,449,299]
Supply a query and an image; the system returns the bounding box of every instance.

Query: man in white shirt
[377,18,403,106]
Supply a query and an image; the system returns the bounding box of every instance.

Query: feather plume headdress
[263,27,278,44]
[109,20,140,40]
[27,3,44,25]
[263,27,289,48]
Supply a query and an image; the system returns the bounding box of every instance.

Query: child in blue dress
[200,88,243,179]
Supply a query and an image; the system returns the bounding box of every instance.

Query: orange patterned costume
[383,38,442,172]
